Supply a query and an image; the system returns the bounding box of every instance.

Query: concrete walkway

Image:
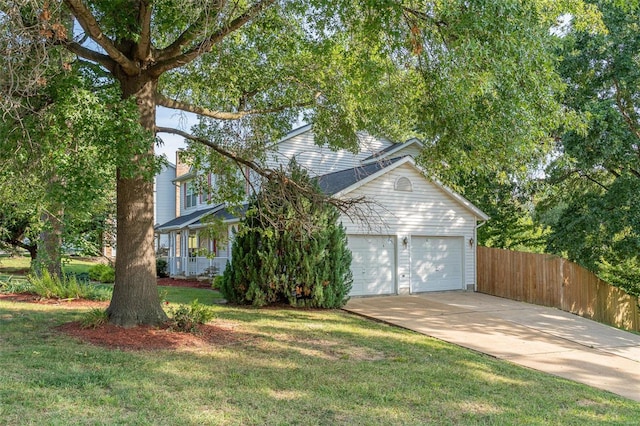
[344,292,640,402]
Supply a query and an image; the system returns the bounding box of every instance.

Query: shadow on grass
[1,300,638,425]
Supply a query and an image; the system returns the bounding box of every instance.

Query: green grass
[0,255,97,276]
[160,286,224,305]
[0,293,639,425]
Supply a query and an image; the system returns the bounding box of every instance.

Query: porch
[162,226,233,278]
[166,254,229,278]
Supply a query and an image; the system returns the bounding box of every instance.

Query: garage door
[411,237,463,292]
[348,235,396,296]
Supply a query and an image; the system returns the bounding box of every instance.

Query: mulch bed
[157,277,212,289]
[56,321,240,351]
[1,277,236,351]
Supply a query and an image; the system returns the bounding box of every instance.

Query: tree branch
[136,0,153,61]
[613,78,640,141]
[156,126,364,215]
[157,126,272,178]
[63,0,139,75]
[61,40,116,71]
[155,1,227,62]
[149,0,276,77]
[155,93,314,120]
[580,172,609,191]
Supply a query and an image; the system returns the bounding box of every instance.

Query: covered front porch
[155,204,241,278]
[164,228,231,278]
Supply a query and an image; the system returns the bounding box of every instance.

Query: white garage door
[348,235,396,296]
[411,237,463,292]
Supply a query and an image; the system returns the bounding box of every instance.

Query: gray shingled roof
[155,203,248,231]
[362,138,422,162]
[189,204,248,226]
[155,204,225,231]
[315,157,405,195]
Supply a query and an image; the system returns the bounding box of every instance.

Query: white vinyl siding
[265,128,393,176]
[154,164,176,226]
[339,163,477,293]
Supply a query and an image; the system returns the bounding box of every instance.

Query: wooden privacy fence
[477,246,640,332]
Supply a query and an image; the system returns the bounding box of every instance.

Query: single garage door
[411,236,463,292]
[348,235,396,296]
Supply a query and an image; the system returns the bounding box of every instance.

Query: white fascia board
[173,170,195,183]
[361,139,425,165]
[188,216,241,230]
[156,204,227,232]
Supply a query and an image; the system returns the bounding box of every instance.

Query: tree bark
[107,77,167,327]
[36,210,63,279]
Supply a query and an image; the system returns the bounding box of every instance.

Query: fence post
[559,257,564,311]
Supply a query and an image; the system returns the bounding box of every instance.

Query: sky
[155,107,195,164]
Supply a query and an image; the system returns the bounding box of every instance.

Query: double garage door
[348,235,464,296]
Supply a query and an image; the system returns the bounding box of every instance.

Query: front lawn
[0,292,638,425]
[0,255,98,276]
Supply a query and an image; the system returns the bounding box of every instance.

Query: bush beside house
[220,162,352,308]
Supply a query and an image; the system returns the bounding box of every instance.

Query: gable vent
[395,176,413,192]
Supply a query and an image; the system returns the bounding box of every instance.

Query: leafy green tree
[0,200,40,260]
[0,1,602,326]
[538,0,640,296]
[453,171,550,253]
[221,161,352,308]
[0,69,136,277]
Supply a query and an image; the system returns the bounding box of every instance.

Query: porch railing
[167,256,229,278]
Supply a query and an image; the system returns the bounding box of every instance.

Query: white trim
[361,138,424,165]
[173,168,195,183]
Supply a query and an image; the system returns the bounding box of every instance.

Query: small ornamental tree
[221,162,352,308]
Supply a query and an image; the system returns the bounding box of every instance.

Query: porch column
[182,229,189,275]
[168,232,176,275]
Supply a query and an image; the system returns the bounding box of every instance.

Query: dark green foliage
[167,300,215,333]
[537,0,640,297]
[88,264,115,283]
[221,162,352,308]
[156,258,169,278]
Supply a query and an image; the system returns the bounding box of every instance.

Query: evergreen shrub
[220,161,352,308]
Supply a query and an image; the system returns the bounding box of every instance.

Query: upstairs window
[395,176,413,192]
[184,182,197,208]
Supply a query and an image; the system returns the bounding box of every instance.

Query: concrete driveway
[344,292,640,402]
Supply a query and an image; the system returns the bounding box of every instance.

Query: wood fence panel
[477,246,639,332]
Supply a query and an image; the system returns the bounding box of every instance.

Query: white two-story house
[155,124,488,296]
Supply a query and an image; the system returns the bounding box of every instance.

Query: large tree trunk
[107,77,167,327]
[36,209,63,279]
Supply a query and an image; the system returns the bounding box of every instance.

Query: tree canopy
[0,69,140,275]
[537,0,640,296]
[0,0,603,325]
